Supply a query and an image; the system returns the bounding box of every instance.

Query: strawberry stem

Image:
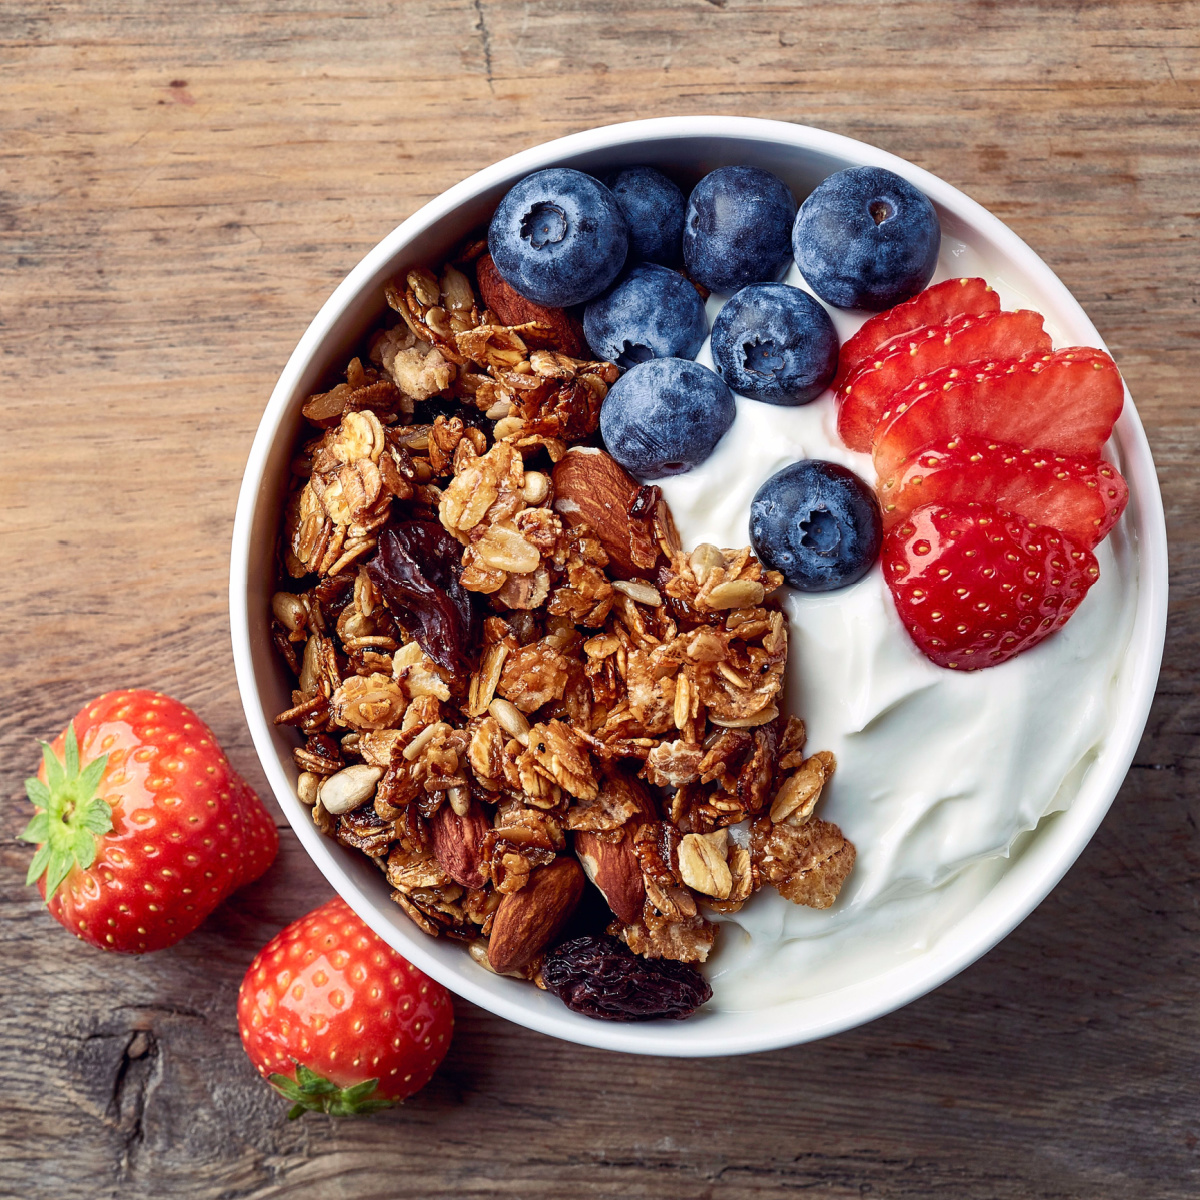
[267,1062,395,1119]
[20,723,112,902]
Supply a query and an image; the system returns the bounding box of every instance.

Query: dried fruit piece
[871,348,1125,478]
[832,277,1000,392]
[541,934,712,1021]
[884,501,1100,669]
[837,309,1053,451]
[877,437,1128,546]
[366,521,480,683]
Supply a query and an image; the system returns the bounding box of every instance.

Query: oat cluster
[271,243,855,994]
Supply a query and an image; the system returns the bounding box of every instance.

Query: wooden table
[3,2,1196,1196]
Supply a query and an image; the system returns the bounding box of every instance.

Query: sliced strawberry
[832,277,1000,392]
[871,347,1124,477]
[883,501,1100,670]
[877,436,1129,547]
[836,310,1052,451]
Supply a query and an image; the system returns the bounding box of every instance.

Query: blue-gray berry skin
[488,168,629,307]
[600,358,735,480]
[750,460,882,591]
[793,166,941,311]
[710,283,839,406]
[584,263,709,368]
[605,166,686,265]
[682,166,797,294]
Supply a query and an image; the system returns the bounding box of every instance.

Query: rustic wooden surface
[2,1,1198,1196]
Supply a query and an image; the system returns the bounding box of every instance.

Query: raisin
[366,520,480,682]
[541,934,712,1021]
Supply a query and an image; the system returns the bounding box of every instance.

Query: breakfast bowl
[230,116,1167,1056]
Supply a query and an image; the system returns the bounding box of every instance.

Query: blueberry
[749,460,882,591]
[600,358,735,479]
[605,166,686,265]
[792,166,941,311]
[710,283,839,406]
[682,166,797,294]
[488,168,629,307]
[584,263,709,368]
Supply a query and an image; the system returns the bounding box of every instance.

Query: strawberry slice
[877,437,1129,547]
[883,502,1100,670]
[836,310,1052,451]
[871,347,1124,477]
[832,277,1000,392]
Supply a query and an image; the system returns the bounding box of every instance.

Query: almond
[428,797,491,889]
[552,447,661,578]
[487,856,584,974]
[575,829,646,925]
[476,253,586,358]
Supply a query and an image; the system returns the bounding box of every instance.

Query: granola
[270,240,856,1018]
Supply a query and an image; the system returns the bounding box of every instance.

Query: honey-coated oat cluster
[271,240,855,1018]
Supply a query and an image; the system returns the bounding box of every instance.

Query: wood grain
[2,1,1198,1197]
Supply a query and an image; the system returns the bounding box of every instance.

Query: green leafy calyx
[268,1062,395,1119]
[20,722,112,902]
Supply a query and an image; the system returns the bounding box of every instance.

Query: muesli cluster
[271,243,855,1021]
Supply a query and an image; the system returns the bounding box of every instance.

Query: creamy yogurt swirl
[657,252,1136,1010]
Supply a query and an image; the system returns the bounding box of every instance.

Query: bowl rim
[230,115,1168,1057]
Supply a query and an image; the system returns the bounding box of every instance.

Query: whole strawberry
[21,690,278,952]
[238,897,453,1117]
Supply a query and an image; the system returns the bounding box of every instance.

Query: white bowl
[230,116,1167,1057]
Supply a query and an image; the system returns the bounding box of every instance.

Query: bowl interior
[231,117,1167,1056]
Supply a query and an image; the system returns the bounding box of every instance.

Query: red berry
[836,309,1052,451]
[20,690,278,953]
[238,897,453,1116]
[832,276,1000,392]
[877,437,1129,547]
[871,347,1124,478]
[883,502,1100,670]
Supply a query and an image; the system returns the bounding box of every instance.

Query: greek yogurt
[658,249,1137,1010]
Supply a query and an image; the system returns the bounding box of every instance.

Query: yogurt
[657,252,1137,1011]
